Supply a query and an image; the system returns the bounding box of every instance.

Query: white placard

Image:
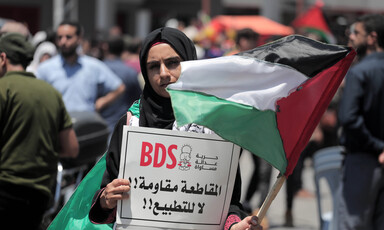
[116,126,240,230]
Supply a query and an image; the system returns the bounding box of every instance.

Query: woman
[26,41,57,74]
[89,27,262,230]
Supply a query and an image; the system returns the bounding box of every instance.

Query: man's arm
[58,128,79,158]
[95,84,125,112]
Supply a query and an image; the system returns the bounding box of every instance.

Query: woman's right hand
[100,178,131,210]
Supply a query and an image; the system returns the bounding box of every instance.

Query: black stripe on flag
[236,35,351,78]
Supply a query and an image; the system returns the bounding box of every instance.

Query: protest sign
[116,126,240,230]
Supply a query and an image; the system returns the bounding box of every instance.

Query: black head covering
[139,27,197,129]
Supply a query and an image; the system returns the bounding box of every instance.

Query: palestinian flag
[47,154,113,230]
[291,1,335,43]
[168,35,355,176]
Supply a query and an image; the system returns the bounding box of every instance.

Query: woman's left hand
[231,215,263,230]
[378,151,384,165]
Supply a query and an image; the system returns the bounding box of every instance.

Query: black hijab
[139,27,197,129]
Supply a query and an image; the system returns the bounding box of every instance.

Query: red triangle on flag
[291,2,332,34]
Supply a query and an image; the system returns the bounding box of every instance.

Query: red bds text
[140,142,177,169]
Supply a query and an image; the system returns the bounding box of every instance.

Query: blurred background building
[1,0,383,42]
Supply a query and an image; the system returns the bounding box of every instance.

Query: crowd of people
[0,11,383,230]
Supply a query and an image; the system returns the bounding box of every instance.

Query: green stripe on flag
[169,89,287,173]
[47,154,113,230]
[301,27,333,44]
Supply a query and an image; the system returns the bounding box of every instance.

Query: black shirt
[339,52,384,155]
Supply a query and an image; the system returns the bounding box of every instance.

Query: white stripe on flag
[168,55,309,111]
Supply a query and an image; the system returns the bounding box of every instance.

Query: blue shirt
[102,58,142,133]
[36,55,122,112]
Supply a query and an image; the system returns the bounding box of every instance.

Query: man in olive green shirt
[0,33,79,229]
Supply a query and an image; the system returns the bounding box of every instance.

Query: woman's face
[146,43,182,98]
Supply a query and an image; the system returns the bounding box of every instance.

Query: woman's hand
[231,216,263,230]
[100,179,131,210]
[378,151,384,165]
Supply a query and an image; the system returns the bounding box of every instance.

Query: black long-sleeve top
[338,52,384,155]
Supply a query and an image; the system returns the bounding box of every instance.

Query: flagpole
[256,174,286,221]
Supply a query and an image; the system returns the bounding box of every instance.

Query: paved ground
[239,151,333,230]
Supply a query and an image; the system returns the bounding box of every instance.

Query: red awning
[210,15,294,36]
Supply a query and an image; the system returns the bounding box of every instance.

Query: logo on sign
[139,141,219,172]
[178,144,192,171]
